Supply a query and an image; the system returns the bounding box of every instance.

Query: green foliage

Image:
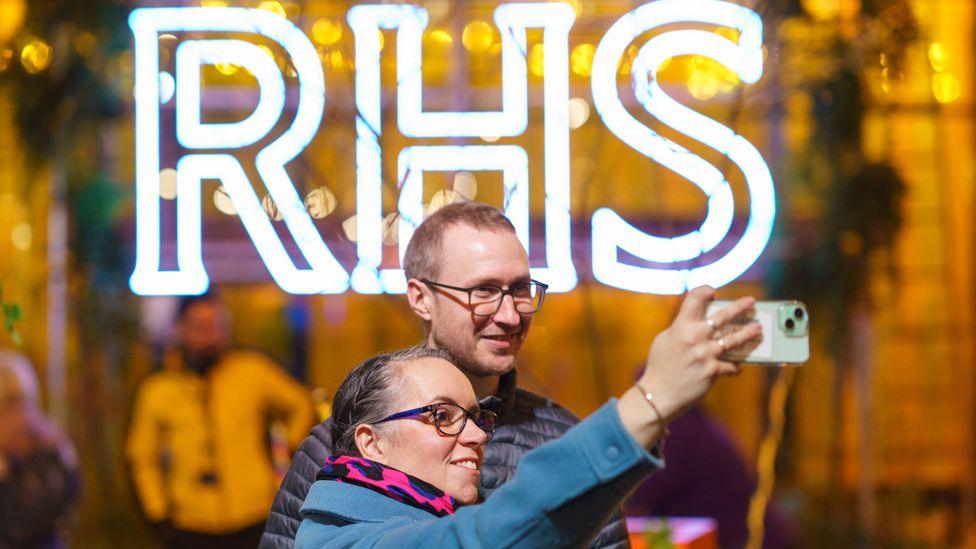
[642,519,675,549]
[0,282,22,346]
[0,0,130,164]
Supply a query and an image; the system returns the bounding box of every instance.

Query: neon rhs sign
[128,0,775,296]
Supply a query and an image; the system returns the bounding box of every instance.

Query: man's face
[178,301,230,372]
[424,224,533,379]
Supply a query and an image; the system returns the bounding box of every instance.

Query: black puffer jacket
[259,371,630,548]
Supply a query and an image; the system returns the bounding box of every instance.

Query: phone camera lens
[785,318,796,330]
[794,308,804,319]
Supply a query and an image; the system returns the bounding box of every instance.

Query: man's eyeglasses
[420,279,548,317]
[375,402,497,441]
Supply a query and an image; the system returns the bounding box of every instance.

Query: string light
[570,43,594,77]
[428,29,453,45]
[20,39,53,74]
[257,1,286,19]
[528,43,544,77]
[10,223,31,251]
[0,48,13,71]
[159,168,178,200]
[0,0,26,44]
[305,186,337,219]
[312,18,342,46]
[932,72,960,104]
[928,42,948,72]
[462,21,494,53]
[453,172,478,199]
[568,97,590,129]
[213,186,238,215]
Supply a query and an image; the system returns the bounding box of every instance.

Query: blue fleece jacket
[296,399,662,548]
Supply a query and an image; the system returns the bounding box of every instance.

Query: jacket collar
[302,478,436,523]
[478,370,517,422]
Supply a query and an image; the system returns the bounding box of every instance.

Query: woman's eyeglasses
[375,402,497,441]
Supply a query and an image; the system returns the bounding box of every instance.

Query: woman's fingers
[720,320,763,352]
[675,286,716,324]
[714,360,742,377]
[703,296,756,331]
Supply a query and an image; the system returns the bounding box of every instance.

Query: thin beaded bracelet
[634,382,671,451]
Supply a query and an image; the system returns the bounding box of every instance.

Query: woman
[298,295,761,548]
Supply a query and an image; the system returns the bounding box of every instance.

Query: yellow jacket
[125,349,314,533]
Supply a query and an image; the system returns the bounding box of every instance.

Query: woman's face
[378,357,487,505]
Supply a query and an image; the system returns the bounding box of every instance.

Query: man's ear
[355,424,387,461]
[406,278,432,321]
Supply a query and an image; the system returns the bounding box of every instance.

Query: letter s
[590,0,775,294]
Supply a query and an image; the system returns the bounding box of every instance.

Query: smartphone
[706,300,810,365]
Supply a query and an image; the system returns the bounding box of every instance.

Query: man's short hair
[402,201,517,281]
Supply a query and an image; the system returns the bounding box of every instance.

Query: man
[261,201,757,548]
[127,294,315,548]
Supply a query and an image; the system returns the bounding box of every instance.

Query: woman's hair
[331,345,454,457]
[0,350,39,408]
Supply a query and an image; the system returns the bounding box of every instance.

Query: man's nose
[491,293,520,326]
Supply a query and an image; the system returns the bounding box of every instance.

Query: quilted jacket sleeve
[260,420,334,549]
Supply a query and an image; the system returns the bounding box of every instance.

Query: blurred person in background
[126,293,315,548]
[624,406,797,548]
[0,350,79,549]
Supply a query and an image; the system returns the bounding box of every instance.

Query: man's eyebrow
[464,277,532,287]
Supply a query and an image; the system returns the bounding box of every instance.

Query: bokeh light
[213,187,237,216]
[932,72,961,104]
[801,0,841,21]
[0,0,26,44]
[381,212,399,246]
[570,43,594,77]
[0,48,13,72]
[158,71,175,104]
[685,56,739,100]
[453,172,478,200]
[312,18,343,46]
[329,50,345,72]
[429,189,464,212]
[305,187,337,219]
[928,42,948,73]
[342,215,358,242]
[462,21,494,53]
[428,29,453,45]
[214,62,239,76]
[262,194,283,221]
[159,169,178,200]
[20,39,53,74]
[257,1,286,18]
[10,222,31,251]
[528,43,545,77]
[73,32,98,59]
[568,97,590,129]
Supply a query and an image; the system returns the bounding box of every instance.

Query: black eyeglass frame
[374,402,497,441]
[419,279,549,317]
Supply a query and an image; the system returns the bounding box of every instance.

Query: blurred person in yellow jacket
[126,294,315,548]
